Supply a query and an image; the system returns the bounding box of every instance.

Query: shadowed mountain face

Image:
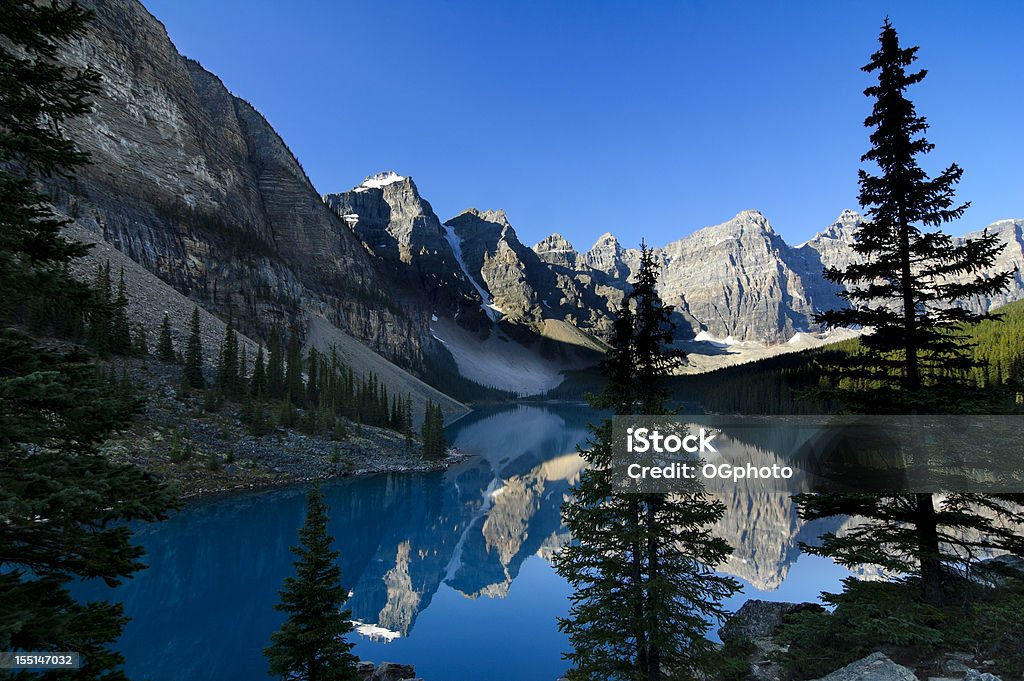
[40,0,479,419]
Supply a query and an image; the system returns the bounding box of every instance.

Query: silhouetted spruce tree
[801,20,1024,606]
[0,2,176,676]
[252,343,268,397]
[88,261,112,353]
[306,347,320,408]
[183,306,205,389]
[286,328,304,407]
[420,401,446,459]
[265,484,359,681]
[110,267,132,354]
[267,328,286,400]
[554,245,738,681]
[157,312,175,362]
[216,311,239,398]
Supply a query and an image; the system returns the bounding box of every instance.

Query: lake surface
[77,403,848,681]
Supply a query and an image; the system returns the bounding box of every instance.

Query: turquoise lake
[77,403,849,681]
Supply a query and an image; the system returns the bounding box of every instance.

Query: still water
[78,403,848,681]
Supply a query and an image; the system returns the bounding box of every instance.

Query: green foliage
[555,245,739,681]
[251,343,267,396]
[133,323,148,356]
[0,4,175,678]
[775,577,1024,679]
[700,638,756,681]
[264,484,360,681]
[285,328,304,407]
[267,330,285,400]
[110,268,132,355]
[168,429,194,463]
[967,299,1024,388]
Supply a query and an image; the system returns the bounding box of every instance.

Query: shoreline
[173,448,473,502]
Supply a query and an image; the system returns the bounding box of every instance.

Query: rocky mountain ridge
[46,0,1023,400]
[326,173,1024,391]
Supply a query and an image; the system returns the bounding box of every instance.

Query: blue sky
[142,0,1022,249]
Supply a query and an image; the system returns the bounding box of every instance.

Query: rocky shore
[717,557,1024,681]
[100,356,468,499]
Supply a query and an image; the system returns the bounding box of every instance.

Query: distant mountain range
[325,173,1024,391]
[49,0,1024,399]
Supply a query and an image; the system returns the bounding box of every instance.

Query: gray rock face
[658,210,830,341]
[323,175,489,331]
[584,232,635,280]
[955,219,1024,312]
[811,652,919,681]
[50,0,421,367]
[363,662,417,681]
[718,599,824,643]
[964,670,1003,681]
[444,209,553,326]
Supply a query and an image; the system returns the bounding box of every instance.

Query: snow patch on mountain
[354,171,406,193]
[443,224,503,322]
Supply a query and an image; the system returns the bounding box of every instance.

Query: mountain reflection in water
[76,403,848,681]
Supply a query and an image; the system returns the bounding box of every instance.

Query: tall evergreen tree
[88,261,112,353]
[554,245,738,681]
[306,346,320,408]
[264,484,359,681]
[157,312,175,362]
[267,328,285,400]
[285,328,304,407]
[420,401,446,459]
[0,2,175,676]
[802,20,1024,606]
[183,306,205,389]
[110,267,132,354]
[216,311,239,398]
[252,343,268,397]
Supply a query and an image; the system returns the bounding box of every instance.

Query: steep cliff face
[323,175,490,332]
[657,210,825,341]
[443,209,554,327]
[51,0,423,370]
[955,219,1024,310]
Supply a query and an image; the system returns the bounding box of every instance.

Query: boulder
[964,670,1002,681]
[368,662,417,681]
[718,599,825,643]
[812,652,918,681]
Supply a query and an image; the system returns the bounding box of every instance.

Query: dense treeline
[420,400,446,459]
[670,341,858,414]
[167,310,418,442]
[968,299,1024,387]
[53,257,432,450]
